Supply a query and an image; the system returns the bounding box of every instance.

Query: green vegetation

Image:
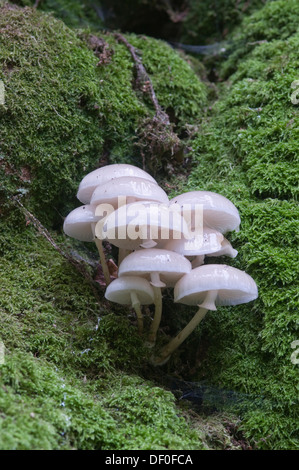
[0,0,298,450]
[180,0,266,44]
[11,0,104,29]
[0,3,206,226]
[165,0,299,450]
[0,210,215,450]
[0,3,213,450]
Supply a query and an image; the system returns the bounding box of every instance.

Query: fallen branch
[112,32,169,124]
[112,32,182,173]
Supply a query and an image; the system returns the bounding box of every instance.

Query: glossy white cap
[101,201,189,250]
[174,264,258,309]
[118,248,192,288]
[77,164,157,204]
[105,276,155,306]
[63,205,99,242]
[206,238,238,258]
[162,227,224,256]
[90,176,169,209]
[170,191,241,234]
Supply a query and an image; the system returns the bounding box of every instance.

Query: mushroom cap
[63,205,99,242]
[162,227,224,256]
[206,238,238,258]
[118,248,192,288]
[174,264,258,307]
[170,191,241,234]
[105,276,155,306]
[90,176,169,209]
[102,201,189,250]
[77,164,157,204]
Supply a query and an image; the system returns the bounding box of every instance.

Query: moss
[163,0,299,450]
[0,209,216,450]
[11,0,104,29]
[222,0,299,76]
[190,38,299,202]
[0,4,207,226]
[0,349,211,450]
[0,4,221,450]
[0,3,105,225]
[128,35,207,133]
[180,0,266,44]
[0,351,118,450]
[1,0,298,451]
[0,209,147,373]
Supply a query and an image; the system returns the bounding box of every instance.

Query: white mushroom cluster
[63,164,258,365]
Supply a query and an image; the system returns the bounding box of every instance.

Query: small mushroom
[105,276,155,334]
[191,237,238,268]
[77,163,157,204]
[101,201,189,252]
[159,227,226,270]
[206,238,238,259]
[154,264,258,364]
[170,191,241,234]
[91,176,169,208]
[161,227,224,257]
[92,176,169,264]
[118,248,192,345]
[63,205,99,242]
[63,205,111,285]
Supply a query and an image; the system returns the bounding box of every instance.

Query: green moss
[0,210,146,373]
[0,4,206,226]
[0,349,209,450]
[189,38,299,201]
[180,0,265,44]
[165,0,299,450]
[0,348,213,450]
[128,35,207,132]
[0,4,104,224]
[0,351,118,450]
[0,210,215,450]
[101,375,207,450]
[222,0,299,76]
[11,0,104,29]
[0,5,219,449]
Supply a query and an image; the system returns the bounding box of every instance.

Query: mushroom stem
[94,237,111,286]
[130,291,143,334]
[118,248,131,265]
[147,272,165,345]
[154,306,209,365]
[198,290,218,311]
[147,285,163,345]
[150,272,166,288]
[191,255,205,269]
